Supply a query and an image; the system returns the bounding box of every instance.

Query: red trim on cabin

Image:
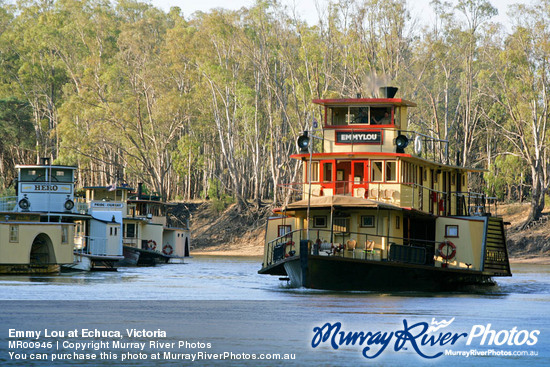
[312,98,417,107]
[325,124,394,130]
[291,152,411,159]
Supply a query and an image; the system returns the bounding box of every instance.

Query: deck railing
[74,235,108,256]
[0,196,17,212]
[275,181,498,217]
[264,228,440,269]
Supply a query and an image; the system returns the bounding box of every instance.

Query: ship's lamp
[395,134,409,153]
[297,131,310,153]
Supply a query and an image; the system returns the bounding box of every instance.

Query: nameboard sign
[336,130,382,144]
[21,184,72,194]
[92,202,124,208]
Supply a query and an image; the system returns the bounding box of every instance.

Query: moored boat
[0,158,77,274]
[63,185,130,271]
[121,183,191,266]
[259,87,511,291]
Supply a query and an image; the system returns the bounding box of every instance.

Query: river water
[0,257,548,366]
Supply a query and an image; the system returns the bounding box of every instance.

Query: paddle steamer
[259,87,511,291]
[0,158,77,273]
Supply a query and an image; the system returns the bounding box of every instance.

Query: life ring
[147,240,157,251]
[439,198,445,212]
[163,243,173,255]
[438,241,456,260]
[414,136,423,155]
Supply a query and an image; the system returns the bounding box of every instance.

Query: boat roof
[16,164,77,170]
[283,195,401,210]
[84,186,134,191]
[312,98,417,107]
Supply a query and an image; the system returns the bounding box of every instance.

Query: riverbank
[184,201,550,263]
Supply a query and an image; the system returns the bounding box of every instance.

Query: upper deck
[13,158,77,214]
[286,88,495,217]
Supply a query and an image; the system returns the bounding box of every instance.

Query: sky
[147,0,530,28]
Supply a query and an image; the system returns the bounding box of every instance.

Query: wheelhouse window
[326,106,393,126]
[53,169,73,182]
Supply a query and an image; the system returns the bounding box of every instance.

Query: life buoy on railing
[147,240,157,251]
[438,241,456,260]
[163,243,173,255]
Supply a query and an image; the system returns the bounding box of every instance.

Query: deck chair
[346,240,357,258]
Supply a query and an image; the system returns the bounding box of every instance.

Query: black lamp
[395,134,409,153]
[297,131,310,153]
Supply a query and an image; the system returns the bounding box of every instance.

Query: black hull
[121,246,171,266]
[281,255,493,292]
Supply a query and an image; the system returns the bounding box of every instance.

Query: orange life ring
[163,243,173,255]
[147,240,157,251]
[438,241,456,260]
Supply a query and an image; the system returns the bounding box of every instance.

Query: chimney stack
[379,86,398,99]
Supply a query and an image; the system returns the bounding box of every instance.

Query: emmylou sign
[336,130,382,144]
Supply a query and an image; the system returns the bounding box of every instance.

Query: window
[310,162,319,182]
[323,162,333,182]
[451,173,456,186]
[9,225,18,243]
[61,226,69,244]
[396,216,400,229]
[110,227,113,236]
[385,161,397,182]
[445,225,459,238]
[372,161,383,182]
[125,223,136,238]
[313,216,327,228]
[361,216,375,228]
[278,225,292,238]
[333,218,349,232]
[326,106,393,125]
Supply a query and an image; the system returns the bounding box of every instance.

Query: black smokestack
[379,86,398,98]
[137,182,143,199]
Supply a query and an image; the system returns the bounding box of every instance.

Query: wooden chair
[346,240,357,258]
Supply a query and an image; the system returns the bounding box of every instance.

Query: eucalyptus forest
[0,0,549,225]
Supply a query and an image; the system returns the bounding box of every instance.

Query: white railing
[0,196,17,212]
[74,235,108,256]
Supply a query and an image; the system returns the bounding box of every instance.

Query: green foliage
[207,178,234,213]
[484,155,525,201]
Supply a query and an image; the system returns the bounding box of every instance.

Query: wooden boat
[258,87,511,291]
[0,158,77,274]
[121,183,190,266]
[64,186,130,271]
